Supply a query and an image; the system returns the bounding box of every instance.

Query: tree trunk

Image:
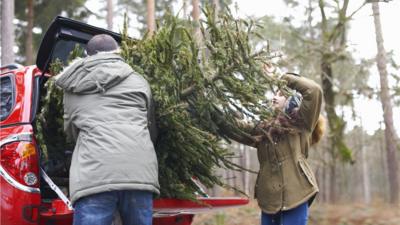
[321,167,328,202]
[359,118,371,204]
[321,55,346,203]
[212,0,220,21]
[25,0,34,65]
[379,122,389,201]
[232,143,239,194]
[318,0,351,203]
[372,2,399,204]
[146,0,155,37]
[191,0,201,45]
[106,0,113,30]
[241,144,250,195]
[211,167,221,196]
[329,159,337,202]
[183,0,188,18]
[361,141,371,204]
[1,0,15,65]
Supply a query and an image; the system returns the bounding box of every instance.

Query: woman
[236,73,324,225]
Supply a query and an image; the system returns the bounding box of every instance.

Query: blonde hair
[311,115,326,145]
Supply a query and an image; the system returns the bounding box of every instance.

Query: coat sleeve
[216,118,262,148]
[143,80,158,144]
[281,74,323,132]
[147,95,158,144]
[63,95,79,143]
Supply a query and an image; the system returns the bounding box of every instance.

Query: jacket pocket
[298,159,317,187]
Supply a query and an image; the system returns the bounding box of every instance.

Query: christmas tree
[36,6,286,199]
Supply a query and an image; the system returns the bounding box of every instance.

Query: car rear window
[52,39,87,66]
[0,75,14,121]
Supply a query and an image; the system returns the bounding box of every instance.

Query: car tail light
[1,141,40,188]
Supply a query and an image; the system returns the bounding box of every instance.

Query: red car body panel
[0,66,40,126]
[1,66,42,225]
[1,125,42,225]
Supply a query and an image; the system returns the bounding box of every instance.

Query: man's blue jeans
[261,202,308,225]
[73,190,153,225]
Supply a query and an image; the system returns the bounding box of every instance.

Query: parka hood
[55,52,132,94]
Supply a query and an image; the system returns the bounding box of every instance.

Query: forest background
[1,0,399,224]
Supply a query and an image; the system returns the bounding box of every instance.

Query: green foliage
[338,141,354,163]
[120,6,281,198]
[34,59,72,162]
[34,45,84,163]
[14,0,89,63]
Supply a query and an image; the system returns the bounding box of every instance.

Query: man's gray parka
[55,52,159,205]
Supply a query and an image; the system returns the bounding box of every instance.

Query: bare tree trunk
[211,167,221,196]
[212,142,227,196]
[361,143,371,204]
[307,0,315,39]
[372,2,399,204]
[379,122,389,201]
[241,144,250,195]
[1,0,15,65]
[239,143,245,192]
[359,117,371,204]
[191,0,201,45]
[226,167,232,187]
[212,0,220,21]
[318,0,353,203]
[319,167,324,202]
[146,0,155,37]
[183,0,188,18]
[25,0,34,65]
[323,150,330,203]
[321,55,344,203]
[106,0,113,30]
[232,143,239,194]
[329,159,337,202]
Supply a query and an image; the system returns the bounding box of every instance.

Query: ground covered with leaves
[192,199,400,225]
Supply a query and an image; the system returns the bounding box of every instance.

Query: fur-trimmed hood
[55,52,132,94]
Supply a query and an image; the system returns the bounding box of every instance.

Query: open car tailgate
[36,16,121,73]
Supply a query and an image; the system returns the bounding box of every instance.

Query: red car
[0,17,248,225]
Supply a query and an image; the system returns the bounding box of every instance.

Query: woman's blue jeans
[261,202,308,225]
[73,190,153,225]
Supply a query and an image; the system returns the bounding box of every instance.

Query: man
[55,34,159,225]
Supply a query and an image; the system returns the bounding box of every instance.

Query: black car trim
[0,73,16,121]
[0,122,32,129]
[36,16,122,73]
[30,76,41,123]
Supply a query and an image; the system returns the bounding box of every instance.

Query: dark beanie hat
[86,34,118,56]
